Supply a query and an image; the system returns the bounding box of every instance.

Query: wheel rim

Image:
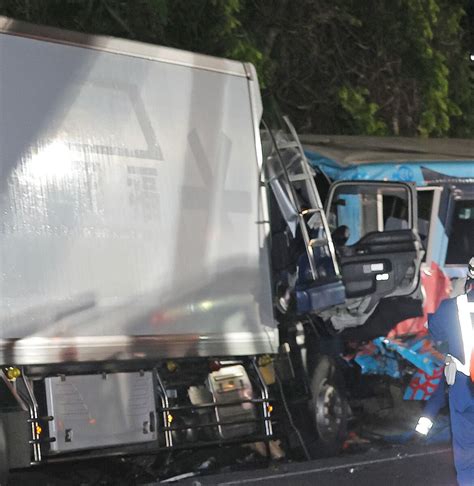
[315,379,343,442]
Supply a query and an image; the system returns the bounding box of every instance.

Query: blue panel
[296,280,346,314]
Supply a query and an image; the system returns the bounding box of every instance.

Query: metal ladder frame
[263,117,341,281]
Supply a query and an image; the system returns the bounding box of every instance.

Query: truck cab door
[324,181,424,330]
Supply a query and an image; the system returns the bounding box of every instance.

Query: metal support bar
[154,368,173,448]
[157,397,268,412]
[26,416,54,423]
[29,437,56,444]
[161,417,271,432]
[251,358,273,437]
[20,369,41,463]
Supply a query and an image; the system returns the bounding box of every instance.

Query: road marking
[218,448,452,485]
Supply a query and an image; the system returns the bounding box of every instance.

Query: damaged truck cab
[302,135,474,401]
[0,18,423,479]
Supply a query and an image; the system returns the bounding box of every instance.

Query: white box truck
[0,17,424,480]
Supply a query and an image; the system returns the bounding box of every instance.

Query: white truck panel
[0,25,276,364]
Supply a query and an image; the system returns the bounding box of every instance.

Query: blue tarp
[306,151,474,186]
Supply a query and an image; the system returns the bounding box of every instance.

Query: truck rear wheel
[308,356,348,457]
[0,417,9,486]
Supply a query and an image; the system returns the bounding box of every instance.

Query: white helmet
[464,256,474,294]
[468,257,474,280]
[450,257,474,298]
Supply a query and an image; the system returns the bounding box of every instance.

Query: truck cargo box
[0,17,277,365]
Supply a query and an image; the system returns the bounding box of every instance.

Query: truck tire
[308,355,348,457]
[0,417,9,486]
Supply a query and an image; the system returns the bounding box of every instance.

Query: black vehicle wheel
[0,417,9,486]
[308,356,348,457]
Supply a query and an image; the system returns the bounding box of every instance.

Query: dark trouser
[449,372,474,486]
[424,374,447,419]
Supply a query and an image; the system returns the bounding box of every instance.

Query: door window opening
[446,200,474,265]
[328,184,412,246]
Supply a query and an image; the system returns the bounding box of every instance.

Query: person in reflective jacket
[428,257,474,486]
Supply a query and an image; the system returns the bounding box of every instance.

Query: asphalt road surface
[177,444,457,486]
[10,442,457,485]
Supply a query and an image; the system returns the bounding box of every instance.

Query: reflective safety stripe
[451,295,473,377]
[470,301,474,382]
[415,416,433,436]
[471,349,474,382]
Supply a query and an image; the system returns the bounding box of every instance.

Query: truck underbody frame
[1,357,275,469]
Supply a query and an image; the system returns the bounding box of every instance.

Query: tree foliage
[0,0,471,137]
[243,0,472,137]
